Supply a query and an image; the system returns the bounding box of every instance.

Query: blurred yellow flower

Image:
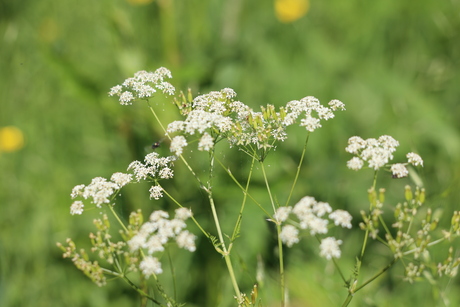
[0,126,24,152]
[126,0,154,5]
[275,0,310,23]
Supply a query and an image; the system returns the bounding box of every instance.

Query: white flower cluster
[70,173,133,214]
[127,152,176,182]
[166,88,345,152]
[108,67,175,105]
[128,208,196,278]
[274,196,352,260]
[345,135,423,178]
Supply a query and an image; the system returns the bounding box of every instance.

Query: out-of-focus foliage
[1,0,459,306]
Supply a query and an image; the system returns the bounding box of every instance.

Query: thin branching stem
[259,160,285,306]
[231,154,256,242]
[207,148,242,302]
[285,133,310,207]
[215,157,270,216]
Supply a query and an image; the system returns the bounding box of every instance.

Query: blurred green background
[1,0,460,306]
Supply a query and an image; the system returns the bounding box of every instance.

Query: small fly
[151,137,165,150]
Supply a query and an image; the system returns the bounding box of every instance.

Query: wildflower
[175,208,193,220]
[391,163,409,178]
[158,167,174,179]
[149,210,169,221]
[346,135,400,171]
[407,152,423,166]
[329,210,353,228]
[176,230,196,252]
[170,135,188,156]
[319,237,342,260]
[274,206,292,223]
[275,0,309,23]
[305,215,329,235]
[110,172,133,187]
[70,201,84,215]
[280,225,299,247]
[149,185,164,200]
[345,136,366,154]
[347,157,364,171]
[71,184,85,198]
[119,91,135,105]
[109,67,175,105]
[0,126,24,152]
[145,235,166,253]
[300,115,321,132]
[140,256,163,277]
[128,233,146,252]
[328,99,346,111]
[312,201,332,217]
[81,177,119,207]
[198,132,214,151]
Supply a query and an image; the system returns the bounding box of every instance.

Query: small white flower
[312,202,332,217]
[119,91,135,105]
[300,115,321,132]
[329,210,352,229]
[71,184,85,198]
[345,136,366,154]
[175,208,192,220]
[319,237,343,260]
[391,163,409,178]
[145,235,166,254]
[378,135,399,152]
[140,256,163,277]
[158,167,174,179]
[149,210,169,221]
[170,135,188,156]
[347,157,364,171]
[198,132,214,151]
[70,201,84,215]
[328,99,346,111]
[274,206,292,223]
[280,225,299,247]
[407,152,423,167]
[306,216,329,235]
[149,185,164,200]
[128,233,146,252]
[110,172,133,187]
[176,230,196,252]
[108,85,122,96]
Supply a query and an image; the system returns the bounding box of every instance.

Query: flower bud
[405,185,413,202]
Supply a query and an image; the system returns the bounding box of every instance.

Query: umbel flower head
[70,173,133,213]
[109,69,345,156]
[274,196,352,260]
[109,67,175,105]
[166,88,345,153]
[345,135,423,178]
[128,208,196,278]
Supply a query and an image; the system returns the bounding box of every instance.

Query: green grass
[1,0,460,306]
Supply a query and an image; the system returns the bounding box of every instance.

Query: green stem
[107,203,129,233]
[231,155,256,242]
[260,161,277,214]
[285,133,310,206]
[207,149,241,302]
[344,171,379,306]
[215,157,270,216]
[260,161,285,306]
[122,275,163,305]
[277,223,285,307]
[161,186,209,238]
[354,257,398,293]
